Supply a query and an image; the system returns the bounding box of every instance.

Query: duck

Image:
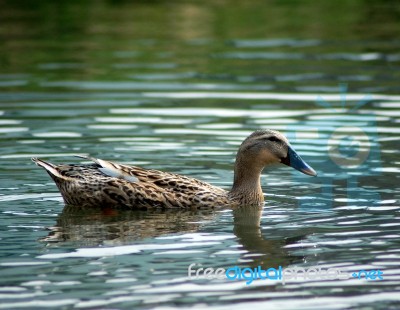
[32,129,317,209]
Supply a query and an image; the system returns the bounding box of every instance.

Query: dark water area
[1,1,400,309]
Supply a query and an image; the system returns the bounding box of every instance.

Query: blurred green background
[1,0,399,84]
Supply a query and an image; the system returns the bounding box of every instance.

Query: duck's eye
[266,136,281,143]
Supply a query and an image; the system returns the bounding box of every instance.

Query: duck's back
[33,157,230,209]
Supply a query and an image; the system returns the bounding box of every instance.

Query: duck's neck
[230,156,264,205]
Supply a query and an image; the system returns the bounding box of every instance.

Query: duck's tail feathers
[32,158,64,179]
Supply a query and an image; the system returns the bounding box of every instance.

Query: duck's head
[237,129,317,176]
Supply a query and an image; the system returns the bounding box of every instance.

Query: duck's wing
[76,155,225,195]
[74,155,139,182]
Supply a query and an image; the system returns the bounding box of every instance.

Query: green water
[1,1,400,309]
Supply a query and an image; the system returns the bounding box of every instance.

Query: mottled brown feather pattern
[33,159,233,209]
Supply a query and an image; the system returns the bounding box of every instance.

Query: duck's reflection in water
[233,206,304,268]
[42,205,218,246]
[42,205,304,268]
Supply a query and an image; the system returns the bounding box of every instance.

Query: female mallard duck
[32,129,316,209]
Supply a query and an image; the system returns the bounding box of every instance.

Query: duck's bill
[281,146,317,177]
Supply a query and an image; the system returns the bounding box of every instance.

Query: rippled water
[1,1,400,309]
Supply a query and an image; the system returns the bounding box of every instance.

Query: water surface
[1,1,400,309]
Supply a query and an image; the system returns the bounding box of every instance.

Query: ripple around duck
[140,91,400,101]
[128,72,197,80]
[87,124,138,130]
[230,38,321,48]
[0,119,23,125]
[37,241,221,259]
[0,299,79,309]
[0,127,29,133]
[0,153,85,159]
[95,116,192,125]
[32,132,82,138]
[41,81,274,91]
[375,102,400,108]
[0,80,28,87]
[215,51,392,62]
[112,62,177,69]
[110,107,308,119]
[0,193,59,202]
